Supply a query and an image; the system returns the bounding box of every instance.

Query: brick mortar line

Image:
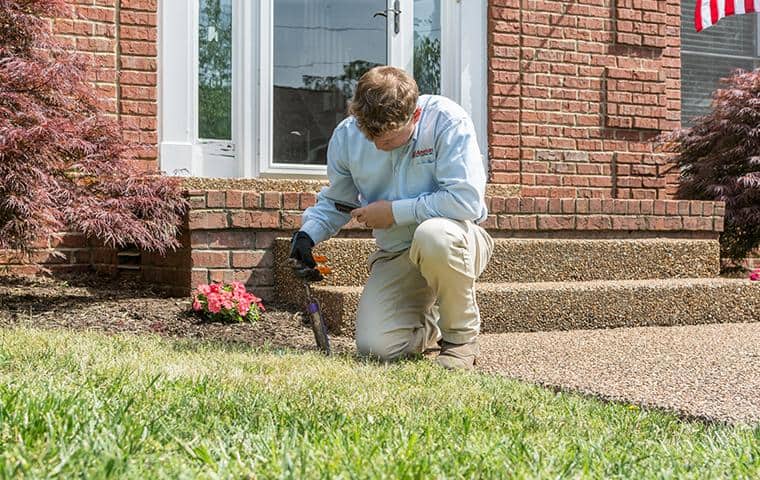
[186,196,726,215]
[115,0,122,121]
[518,0,524,188]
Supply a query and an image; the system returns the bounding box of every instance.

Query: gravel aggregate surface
[478,322,760,424]
[180,177,520,197]
[272,237,720,292]
[309,278,760,334]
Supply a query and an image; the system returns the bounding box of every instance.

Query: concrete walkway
[477,322,760,424]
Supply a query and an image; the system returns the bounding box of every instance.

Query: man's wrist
[292,230,314,246]
[299,221,326,246]
[391,198,417,226]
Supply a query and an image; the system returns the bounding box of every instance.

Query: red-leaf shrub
[658,68,760,269]
[0,0,188,258]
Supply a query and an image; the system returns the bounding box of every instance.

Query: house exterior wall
[185,189,724,301]
[488,0,681,199]
[3,1,750,293]
[54,0,159,173]
[51,0,683,195]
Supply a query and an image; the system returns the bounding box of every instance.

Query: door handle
[373,0,400,34]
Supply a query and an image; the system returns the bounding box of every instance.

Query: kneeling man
[289,66,493,370]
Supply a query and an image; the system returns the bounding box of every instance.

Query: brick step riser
[312,280,760,336]
[273,238,720,301]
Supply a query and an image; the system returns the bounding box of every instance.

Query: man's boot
[436,339,479,370]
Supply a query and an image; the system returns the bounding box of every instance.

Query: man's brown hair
[348,66,419,140]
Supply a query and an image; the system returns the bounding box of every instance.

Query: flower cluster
[191,281,264,323]
[750,269,760,282]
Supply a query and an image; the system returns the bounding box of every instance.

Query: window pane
[273,0,386,165]
[681,54,757,124]
[680,0,759,126]
[681,0,757,57]
[198,0,232,141]
[414,0,441,95]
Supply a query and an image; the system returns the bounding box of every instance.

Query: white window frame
[159,0,487,179]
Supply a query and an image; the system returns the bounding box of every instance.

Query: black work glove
[289,231,316,268]
[289,231,323,281]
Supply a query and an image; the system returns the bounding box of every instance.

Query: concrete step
[273,238,719,301]
[310,278,760,335]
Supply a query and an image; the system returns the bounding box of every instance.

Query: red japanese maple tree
[659,68,760,268]
[0,0,187,259]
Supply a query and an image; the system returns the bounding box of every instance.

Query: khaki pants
[356,217,494,361]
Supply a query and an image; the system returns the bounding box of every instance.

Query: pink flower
[232,281,246,294]
[207,296,222,313]
[190,281,263,321]
[237,300,250,316]
[750,269,760,281]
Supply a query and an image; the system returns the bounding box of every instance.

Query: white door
[264,0,464,173]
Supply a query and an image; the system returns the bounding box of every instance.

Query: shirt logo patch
[412,148,433,158]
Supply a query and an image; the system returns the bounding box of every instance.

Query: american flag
[695,0,760,31]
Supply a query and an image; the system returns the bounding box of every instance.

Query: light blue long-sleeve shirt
[300,94,488,253]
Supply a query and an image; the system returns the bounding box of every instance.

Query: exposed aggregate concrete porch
[478,322,760,425]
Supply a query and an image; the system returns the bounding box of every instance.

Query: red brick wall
[488,0,681,199]
[54,0,159,172]
[0,233,93,277]
[186,189,723,301]
[0,183,726,295]
[12,1,747,286]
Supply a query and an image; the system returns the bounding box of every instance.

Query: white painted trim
[160,0,241,177]
[195,0,239,178]
[225,0,242,178]
[159,0,196,176]
[440,0,460,100]
[258,0,274,176]
[258,1,330,178]
[461,0,489,168]
[393,0,414,71]
[440,0,488,171]
[261,164,329,177]
[239,0,256,178]
[156,0,162,172]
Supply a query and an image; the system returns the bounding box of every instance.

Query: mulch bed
[0,274,356,355]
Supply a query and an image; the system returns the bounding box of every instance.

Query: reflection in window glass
[273,0,386,165]
[681,54,756,123]
[680,0,759,125]
[198,0,232,140]
[414,0,441,95]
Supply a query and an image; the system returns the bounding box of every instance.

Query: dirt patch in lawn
[0,274,356,355]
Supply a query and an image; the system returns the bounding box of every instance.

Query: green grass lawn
[0,328,758,479]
